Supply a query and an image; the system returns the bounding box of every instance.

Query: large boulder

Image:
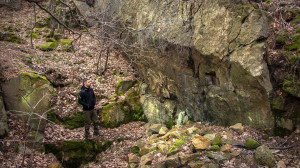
[255,145,276,167]
[1,72,53,132]
[101,89,146,128]
[76,0,275,129]
[0,95,8,138]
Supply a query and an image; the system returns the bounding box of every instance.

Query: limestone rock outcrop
[76,0,274,129]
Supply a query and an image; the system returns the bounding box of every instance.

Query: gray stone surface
[1,72,53,132]
[75,0,274,129]
[255,145,276,167]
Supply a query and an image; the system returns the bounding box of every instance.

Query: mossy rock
[245,139,260,149]
[282,75,300,97]
[285,34,300,52]
[100,90,146,128]
[210,145,220,152]
[115,79,137,95]
[36,41,58,51]
[45,140,112,168]
[271,95,285,111]
[211,134,222,146]
[167,145,180,156]
[174,139,186,147]
[1,72,53,132]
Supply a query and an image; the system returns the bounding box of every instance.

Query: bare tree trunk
[102,43,111,75]
[96,44,104,75]
[49,0,56,37]
[30,3,36,48]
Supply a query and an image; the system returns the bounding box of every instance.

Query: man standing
[78,78,100,139]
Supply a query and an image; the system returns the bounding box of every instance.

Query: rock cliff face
[80,0,274,129]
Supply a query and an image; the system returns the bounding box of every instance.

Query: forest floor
[0,1,300,168]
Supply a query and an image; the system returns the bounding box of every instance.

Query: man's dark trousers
[84,109,100,137]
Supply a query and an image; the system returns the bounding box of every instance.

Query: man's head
[83,78,91,88]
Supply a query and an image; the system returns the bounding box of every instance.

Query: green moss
[168,145,179,154]
[60,39,71,46]
[131,146,140,155]
[271,95,285,111]
[174,139,186,146]
[101,88,145,128]
[43,33,52,38]
[150,146,158,152]
[6,33,23,44]
[46,38,57,42]
[36,41,58,51]
[276,33,289,46]
[59,39,72,51]
[285,34,300,52]
[180,136,189,141]
[3,26,15,32]
[113,71,121,75]
[98,77,102,83]
[291,9,300,25]
[245,139,260,149]
[288,55,300,65]
[82,29,88,32]
[47,111,85,130]
[21,72,50,84]
[282,75,300,97]
[165,119,175,130]
[296,26,300,33]
[115,78,123,95]
[266,0,272,4]
[63,112,85,130]
[45,140,112,168]
[204,151,211,155]
[211,134,222,146]
[210,145,220,152]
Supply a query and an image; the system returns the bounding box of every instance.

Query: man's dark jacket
[78,85,96,110]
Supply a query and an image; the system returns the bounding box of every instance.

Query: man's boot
[85,126,92,139]
[94,125,103,136]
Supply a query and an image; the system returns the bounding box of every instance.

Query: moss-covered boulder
[36,38,58,51]
[115,80,137,95]
[210,145,220,152]
[1,72,54,131]
[245,139,260,149]
[211,134,222,146]
[101,89,146,128]
[255,145,276,167]
[45,140,112,168]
